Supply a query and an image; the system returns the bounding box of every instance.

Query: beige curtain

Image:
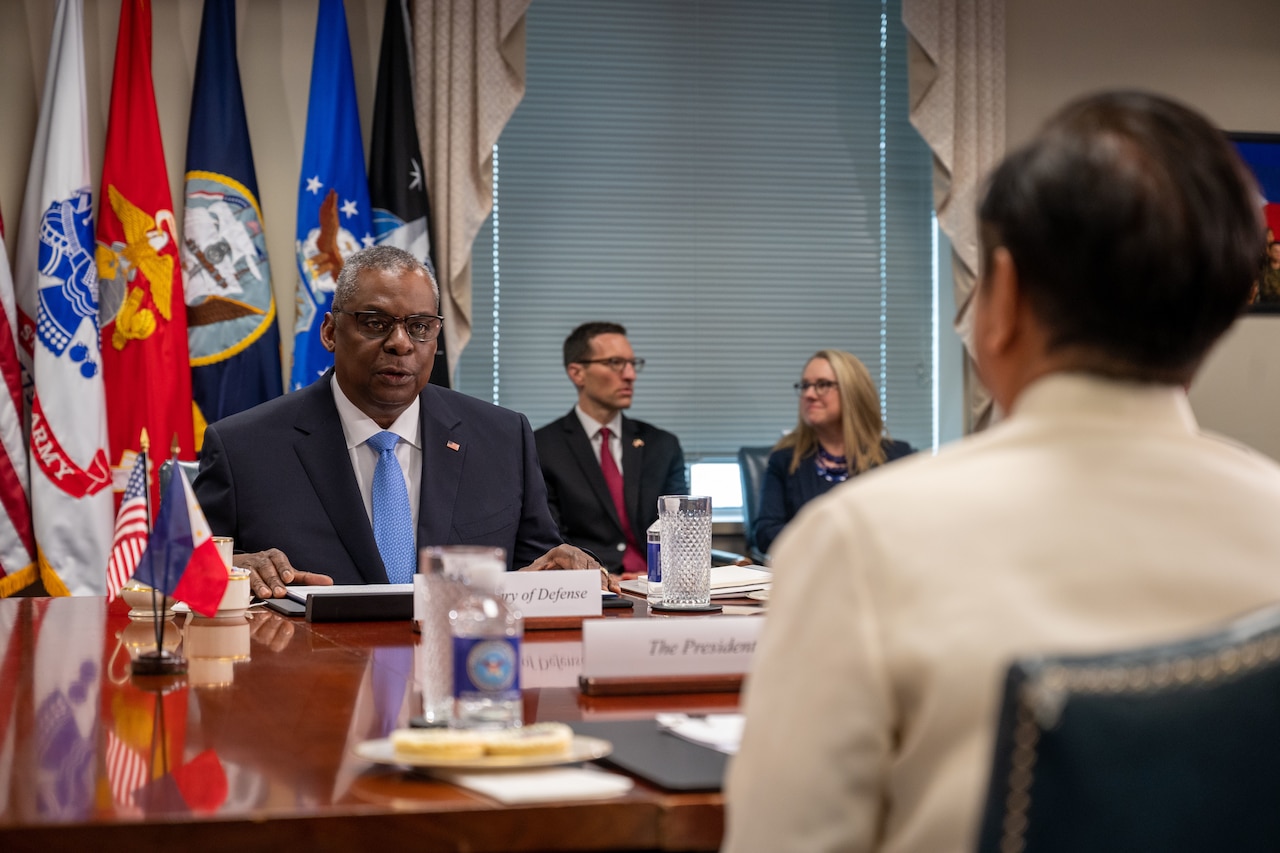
[903,0,1005,432]
[412,0,532,381]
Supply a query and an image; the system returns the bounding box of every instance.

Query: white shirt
[330,376,422,529]
[724,373,1280,853]
[575,405,624,477]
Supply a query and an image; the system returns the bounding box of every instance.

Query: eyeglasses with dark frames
[576,357,646,374]
[333,310,444,343]
[794,379,838,395]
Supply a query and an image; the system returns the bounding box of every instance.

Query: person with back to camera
[752,348,914,557]
[723,91,1280,853]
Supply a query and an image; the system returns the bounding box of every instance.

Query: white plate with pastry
[355,723,612,770]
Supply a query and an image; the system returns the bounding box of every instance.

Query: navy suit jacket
[195,374,562,583]
[755,439,915,555]
[534,410,687,573]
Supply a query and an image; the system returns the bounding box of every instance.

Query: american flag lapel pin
[446,441,460,451]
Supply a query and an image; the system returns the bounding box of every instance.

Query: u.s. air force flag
[370,0,448,388]
[292,0,374,391]
[182,0,281,439]
[13,0,113,597]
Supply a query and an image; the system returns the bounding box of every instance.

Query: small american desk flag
[107,455,148,601]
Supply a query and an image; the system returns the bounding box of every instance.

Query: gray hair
[331,245,441,313]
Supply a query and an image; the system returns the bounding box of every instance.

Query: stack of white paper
[618,565,771,599]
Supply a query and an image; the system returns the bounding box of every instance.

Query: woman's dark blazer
[754,439,914,555]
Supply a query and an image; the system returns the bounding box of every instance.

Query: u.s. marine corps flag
[292,0,374,391]
[182,0,281,437]
[13,0,113,597]
[97,0,196,508]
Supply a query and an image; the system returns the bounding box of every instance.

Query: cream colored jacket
[724,373,1280,853]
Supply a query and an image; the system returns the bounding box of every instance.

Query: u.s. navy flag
[292,0,374,391]
[370,0,448,387]
[13,0,113,597]
[0,210,35,595]
[182,0,281,442]
[97,0,197,509]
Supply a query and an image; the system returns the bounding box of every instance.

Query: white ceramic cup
[213,536,234,569]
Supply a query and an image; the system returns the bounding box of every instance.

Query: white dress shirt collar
[332,376,422,450]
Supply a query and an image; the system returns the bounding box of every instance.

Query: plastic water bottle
[646,520,663,606]
[450,571,522,729]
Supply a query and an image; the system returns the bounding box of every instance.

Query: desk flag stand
[132,431,188,677]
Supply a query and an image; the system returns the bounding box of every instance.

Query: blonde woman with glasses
[754,349,914,556]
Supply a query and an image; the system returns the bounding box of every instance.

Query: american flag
[105,728,147,815]
[106,454,149,600]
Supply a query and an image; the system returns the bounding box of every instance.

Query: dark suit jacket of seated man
[534,321,688,575]
[193,244,579,596]
[197,371,562,585]
[536,409,686,573]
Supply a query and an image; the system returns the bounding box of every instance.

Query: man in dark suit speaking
[195,246,607,599]
[535,322,688,576]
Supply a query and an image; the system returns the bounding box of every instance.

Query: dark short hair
[978,91,1263,382]
[332,245,441,313]
[563,321,628,368]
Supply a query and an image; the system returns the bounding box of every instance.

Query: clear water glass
[415,546,503,725]
[659,495,713,608]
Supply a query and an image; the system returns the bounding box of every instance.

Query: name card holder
[496,571,603,630]
[578,616,762,696]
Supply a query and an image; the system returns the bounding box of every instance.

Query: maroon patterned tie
[598,427,646,574]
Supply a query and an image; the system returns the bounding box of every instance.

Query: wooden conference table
[0,592,755,852]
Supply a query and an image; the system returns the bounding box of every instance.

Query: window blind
[456,0,934,460]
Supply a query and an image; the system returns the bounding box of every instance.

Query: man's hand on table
[234,548,333,599]
[519,544,622,594]
[237,543,623,597]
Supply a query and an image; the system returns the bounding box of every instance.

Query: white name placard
[496,571,602,618]
[581,616,762,678]
[521,640,584,688]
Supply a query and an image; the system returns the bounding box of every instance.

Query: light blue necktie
[368,431,414,584]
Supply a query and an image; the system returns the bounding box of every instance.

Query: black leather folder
[571,719,728,791]
[303,591,413,622]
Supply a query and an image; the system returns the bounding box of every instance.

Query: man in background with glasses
[535,321,687,576]
[195,246,609,598]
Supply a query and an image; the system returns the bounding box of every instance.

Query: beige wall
[0,0,387,380]
[1006,0,1280,459]
[3,0,1279,453]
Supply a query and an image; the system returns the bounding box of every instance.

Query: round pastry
[390,728,488,761]
[483,722,574,757]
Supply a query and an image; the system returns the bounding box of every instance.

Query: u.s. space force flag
[369,0,448,387]
[182,0,281,440]
[13,0,113,597]
[0,210,35,596]
[292,0,374,391]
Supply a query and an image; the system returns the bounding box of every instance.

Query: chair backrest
[975,604,1280,853]
[737,446,773,564]
[158,458,200,495]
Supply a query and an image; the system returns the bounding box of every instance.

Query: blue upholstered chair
[976,604,1280,853]
[737,446,773,565]
[158,458,200,494]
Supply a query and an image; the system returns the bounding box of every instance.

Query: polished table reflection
[0,595,746,852]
